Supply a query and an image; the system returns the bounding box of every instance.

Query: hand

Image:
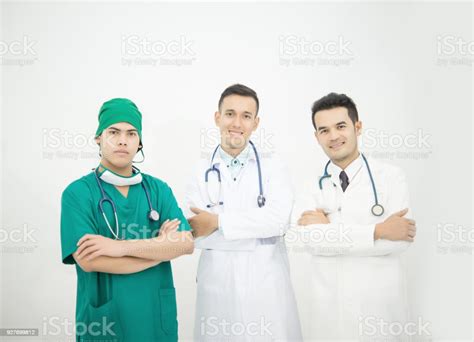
[188,207,218,238]
[297,209,330,226]
[375,208,416,242]
[76,234,126,261]
[158,219,181,238]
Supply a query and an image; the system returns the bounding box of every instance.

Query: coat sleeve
[352,166,412,256]
[290,166,412,257]
[218,158,295,240]
[183,165,208,219]
[184,163,257,250]
[289,193,376,256]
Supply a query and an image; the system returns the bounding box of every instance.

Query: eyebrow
[224,109,255,116]
[108,126,138,132]
[317,121,348,131]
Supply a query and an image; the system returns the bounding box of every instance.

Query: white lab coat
[185,149,302,342]
[289,156,413,341]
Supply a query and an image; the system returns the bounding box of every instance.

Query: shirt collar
[327,153,363,183]
[213,143,255,165]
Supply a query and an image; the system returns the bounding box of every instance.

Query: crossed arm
[294,168,416,257]
[73,219,194,274]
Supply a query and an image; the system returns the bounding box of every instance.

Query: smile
[329,142,345,150]
[228,130,244,136]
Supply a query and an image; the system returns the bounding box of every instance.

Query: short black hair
[311,93,359,130]
[218,84,259,114]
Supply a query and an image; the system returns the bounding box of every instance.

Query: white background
[1,1,472,341]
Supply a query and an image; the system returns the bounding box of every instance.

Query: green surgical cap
[95,98,142,139]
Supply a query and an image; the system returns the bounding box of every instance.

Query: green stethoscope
[319,153,384,217]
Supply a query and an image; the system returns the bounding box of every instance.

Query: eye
[225,112,233,117]
[337,124,346,130]
[129,132,136,136]
[244,114,252,119]
[319,129,328,134]
[110,130,117,135]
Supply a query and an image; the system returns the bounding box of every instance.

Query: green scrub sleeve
[60,181,97,264]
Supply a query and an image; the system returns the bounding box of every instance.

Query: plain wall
[1,2,472,341]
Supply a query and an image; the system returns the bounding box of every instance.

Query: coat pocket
[159,288,178,336]
[79,300,123,342]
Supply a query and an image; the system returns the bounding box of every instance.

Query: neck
[99,159,133,177]
[220,142,247,158]
[332,150,360,170]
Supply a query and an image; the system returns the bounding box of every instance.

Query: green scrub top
[60,171,191,342]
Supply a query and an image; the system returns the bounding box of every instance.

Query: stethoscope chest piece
[371,204,384,217]
[149,209,160,221]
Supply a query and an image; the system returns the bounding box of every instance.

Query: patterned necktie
[339,170,349,192]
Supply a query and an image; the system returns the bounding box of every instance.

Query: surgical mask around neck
[98,164,142,186]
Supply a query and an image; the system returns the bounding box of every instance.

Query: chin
[224,136,247,149]
[328,149,348,161]
[109,158,132,169]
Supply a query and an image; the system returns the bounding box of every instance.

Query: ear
[214,111,221,126]
[252,115,260,132]
[355,121,363,137]
[94,136,101,147]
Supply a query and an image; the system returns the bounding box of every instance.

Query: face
[215,94,260,151]
[313,106,362,164]
[95,122,141,169]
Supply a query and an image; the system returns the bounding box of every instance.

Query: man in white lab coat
[291,93,417,341]
[185,84,302,341]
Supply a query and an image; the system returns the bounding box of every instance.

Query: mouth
[228,130,244,137]
[114,150,129,155]
[329,142,345,150]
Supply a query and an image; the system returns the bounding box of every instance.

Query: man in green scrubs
[60,98,194,341]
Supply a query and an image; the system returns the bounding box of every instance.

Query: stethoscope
[318,153,384,217]
[93,166,160,240]
[205,140,266,209]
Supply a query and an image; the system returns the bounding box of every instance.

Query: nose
[231,115,242,128]
[117,132,128,146]
[328,129,339,141]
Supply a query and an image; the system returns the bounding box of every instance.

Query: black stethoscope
[93,166,160,239]
[205,140,266,209]
[319,153,384,217]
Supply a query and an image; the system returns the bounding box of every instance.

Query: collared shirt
[218,143,252,181]
[327,153,364,189]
